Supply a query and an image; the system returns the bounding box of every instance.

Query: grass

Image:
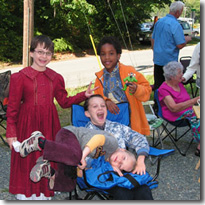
[187,37,200,45]
[55,85,88,127]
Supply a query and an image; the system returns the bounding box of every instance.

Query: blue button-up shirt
[152,14,185,66]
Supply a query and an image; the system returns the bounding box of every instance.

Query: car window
[182,22,190,30]
[179,21,191,30]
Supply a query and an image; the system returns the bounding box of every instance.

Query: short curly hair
[163,61,183,81]
[97,36,122,55]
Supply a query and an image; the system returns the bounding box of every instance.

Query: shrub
[53,38,74,52]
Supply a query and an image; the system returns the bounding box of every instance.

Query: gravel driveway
[0,126,200,201]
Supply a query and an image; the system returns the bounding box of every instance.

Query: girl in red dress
[6,35,97,200]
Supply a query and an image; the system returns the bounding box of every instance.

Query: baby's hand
[132,155,146,175]
[132,163,146,175]
[112,166,123,177]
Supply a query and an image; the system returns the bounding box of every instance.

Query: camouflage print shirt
[85,119,149,156]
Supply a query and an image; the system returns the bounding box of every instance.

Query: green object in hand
[122,73,137,95]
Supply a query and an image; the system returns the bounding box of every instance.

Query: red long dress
[6,66,87,198]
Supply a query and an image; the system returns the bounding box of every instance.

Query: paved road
[0,45,196,88]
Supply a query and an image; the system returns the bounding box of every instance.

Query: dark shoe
[195,148,200,157]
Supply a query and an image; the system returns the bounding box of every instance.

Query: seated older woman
[158,61,200,156]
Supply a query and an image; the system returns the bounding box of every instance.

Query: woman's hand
[6,137,17,150]
[193,96,200,104]
[106,100,120,114]
[85,82,99,98]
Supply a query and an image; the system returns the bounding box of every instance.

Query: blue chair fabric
[72,102,130,127]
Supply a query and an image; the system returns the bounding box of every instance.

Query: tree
[48,0,172,50]
[183,0,200,23]
[6,0,201,62]
[0,0,23,62]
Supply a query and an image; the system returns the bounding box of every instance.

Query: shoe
[30,156,51,182]
[19,131,45,157]
[195,148,200,157]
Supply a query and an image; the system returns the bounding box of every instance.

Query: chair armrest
[142,101,155,106]
[149,147,175,157]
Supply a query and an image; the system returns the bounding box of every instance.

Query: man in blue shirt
[151,1,192,91]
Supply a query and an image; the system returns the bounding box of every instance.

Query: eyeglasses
[34,50,53,57]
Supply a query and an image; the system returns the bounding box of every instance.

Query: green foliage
[53,38,74,52]
[183,0,200,23]
[0,0,23,62]
[187,37,200,45]
[85,0,171,49]
[0,0,200,62]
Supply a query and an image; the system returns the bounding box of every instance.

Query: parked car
[137,20,192,44]
[192,27,200,37]
[136,22,153,44]
[177,20,192,36]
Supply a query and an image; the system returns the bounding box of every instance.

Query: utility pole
[191,9,196,31]
[23,0,34,67]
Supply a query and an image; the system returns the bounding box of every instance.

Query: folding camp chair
[0,70,11,146]
[142,101,164,148]
[69,102,174,200]
[180,56,198,98]
[154,89,193,156]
